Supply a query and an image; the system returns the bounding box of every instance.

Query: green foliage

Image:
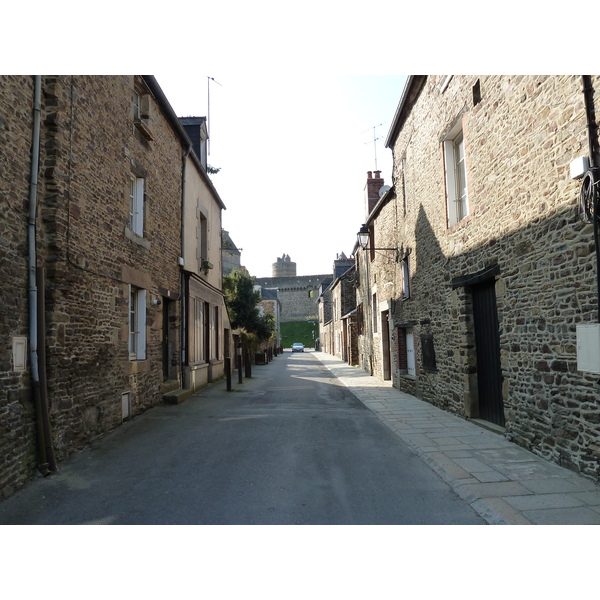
[223,269,274,342]
[280,321,318,349]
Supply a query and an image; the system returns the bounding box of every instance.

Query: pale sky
[155,73,408,278]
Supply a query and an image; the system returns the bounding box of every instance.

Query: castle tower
[272,254,297,277]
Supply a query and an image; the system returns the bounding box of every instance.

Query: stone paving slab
[314,352,600,525]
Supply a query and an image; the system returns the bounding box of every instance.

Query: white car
[291,343,305,352]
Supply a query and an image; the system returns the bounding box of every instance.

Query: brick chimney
[364,170,384,217]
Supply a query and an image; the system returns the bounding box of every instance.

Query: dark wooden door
[471,280,505,427]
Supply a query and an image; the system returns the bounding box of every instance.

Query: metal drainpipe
[28,75,50,475]
[180,145,192,388]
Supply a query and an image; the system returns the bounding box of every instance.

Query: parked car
[291,343,305,352]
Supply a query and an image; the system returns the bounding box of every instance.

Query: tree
[223,269,274,343]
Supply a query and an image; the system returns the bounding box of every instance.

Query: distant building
[254,255,330,324]
[272,254,296,277]
[222,229,242,276]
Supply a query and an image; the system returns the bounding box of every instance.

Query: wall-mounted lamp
[356,224,399,260]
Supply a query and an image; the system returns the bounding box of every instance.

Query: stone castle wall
[254,274,329,323]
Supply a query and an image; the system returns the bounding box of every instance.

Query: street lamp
[356,224,399,260]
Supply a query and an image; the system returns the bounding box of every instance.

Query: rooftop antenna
[207,76,222,155]
[364,123,384,170]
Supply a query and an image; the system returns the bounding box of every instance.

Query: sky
[154,72,407,277]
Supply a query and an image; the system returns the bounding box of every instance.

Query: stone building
[0,76,229,497]
[254,256,329,324]
[178,113,230,395]
[358,75,600,480]
[272,254,296,277]
[222,229,242,276]
[318,263,357,363]
[256,287,282,349]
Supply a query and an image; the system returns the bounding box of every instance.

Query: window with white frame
[443,122,469,227]
[194,299,204,362]
[401,255,411,299]
[397,327,416,376]
[132,91,141,120]
[129,176,145,236]
[128,286,147,360]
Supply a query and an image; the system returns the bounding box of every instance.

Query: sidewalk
[314,351,600,525]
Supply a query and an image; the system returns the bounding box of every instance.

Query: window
[198,212,208,267]
[129,176,145,236]
[397,327,416,376]
[194,299,203,362]
[128,286,146,360]
[444,122,469,227]
[209,305,217,360]
[372,293,378,333]
[357,303,364,335]
[401,255,411,299]
[421,334,437,371]
[132,87,153,141]
[132,91,141,120]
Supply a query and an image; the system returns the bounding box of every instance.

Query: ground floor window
[397,326,416,376]
[129,286,146,360]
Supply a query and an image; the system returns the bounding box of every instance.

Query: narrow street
[0,351,484,525]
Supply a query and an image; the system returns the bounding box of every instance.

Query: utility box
[576,323,600,373]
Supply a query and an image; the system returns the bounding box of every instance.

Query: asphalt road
[0,351,485,524]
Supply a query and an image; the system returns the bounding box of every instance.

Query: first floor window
[402,255,411,299]
[444,122,469,227]
[129,286,147,360]
[129,176,145,236]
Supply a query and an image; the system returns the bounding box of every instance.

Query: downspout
[180,145,192,388]
[28,76,56,475]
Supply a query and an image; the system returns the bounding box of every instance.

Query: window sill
[446,214,472,233]
[398,371,417,380]
[134,118,154,141]
[124,227,151,250]
[125,359,149,375]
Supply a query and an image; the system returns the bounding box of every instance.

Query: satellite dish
[379,185,391,198]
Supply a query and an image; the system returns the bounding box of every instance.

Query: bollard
[226,357,232,391]
[245,348,252,378]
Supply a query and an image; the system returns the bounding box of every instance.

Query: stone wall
[0,76,38,497]
[383,75,600,479]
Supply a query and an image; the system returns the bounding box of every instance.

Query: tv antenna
[207,76,222,155]
[364,123,384,170]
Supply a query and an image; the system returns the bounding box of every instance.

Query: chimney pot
[374,170,381,178]
[367,171,372,178]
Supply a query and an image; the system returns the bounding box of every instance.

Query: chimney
[364,170,384,216]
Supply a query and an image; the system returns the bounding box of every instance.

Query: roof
[385,76,427,149]
[142,76,226,211]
